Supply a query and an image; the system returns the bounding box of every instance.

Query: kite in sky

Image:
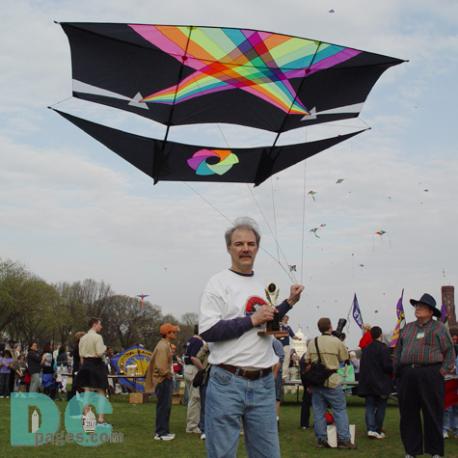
[308,190,318,201]
[51,23,404,186]
[310,224,326,238]
[336,178,344,184]
[136,294,149,309]
[375,230,386,236]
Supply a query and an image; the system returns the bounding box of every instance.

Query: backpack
[301,337,336,386]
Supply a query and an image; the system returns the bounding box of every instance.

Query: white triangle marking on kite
[301,103,364,121]
[128,92,149,110]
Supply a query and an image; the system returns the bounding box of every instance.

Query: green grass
[1,395,458,457]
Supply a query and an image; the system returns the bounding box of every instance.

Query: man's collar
[229,268,254,277]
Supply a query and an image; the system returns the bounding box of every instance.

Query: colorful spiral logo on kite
[187,149,239,176]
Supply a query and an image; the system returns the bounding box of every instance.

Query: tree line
[0,258,198,353]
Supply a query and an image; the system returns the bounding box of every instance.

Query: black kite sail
[60,23,403,132]
[54,23,404,185]
[53,109,366,186]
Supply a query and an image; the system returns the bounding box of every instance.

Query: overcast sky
[1,0,457,348]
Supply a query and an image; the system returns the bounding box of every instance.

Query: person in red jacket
[359,323,373,349]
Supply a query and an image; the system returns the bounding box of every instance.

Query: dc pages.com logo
[10,392,123,447]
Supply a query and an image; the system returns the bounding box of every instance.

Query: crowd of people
[1,217,457,458]
[0,341,73,398]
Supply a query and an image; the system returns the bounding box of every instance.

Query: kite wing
[60,23,404,133]
[53,109,366,185]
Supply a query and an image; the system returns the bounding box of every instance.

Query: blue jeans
[365,395,387,433]
[311,385,351,442]
[155,378,172,436]
[205,366,280,458]
[444,405,458,434]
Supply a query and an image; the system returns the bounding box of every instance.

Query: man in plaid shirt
[393,293,455,458]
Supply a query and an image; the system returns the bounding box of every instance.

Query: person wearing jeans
[311,385,351,443]
[145,322,179,441]
[306,317,355,449]
[365,395,388,435]
[358,326,393,439]
[155,378,173,437]
[199,218,304,458]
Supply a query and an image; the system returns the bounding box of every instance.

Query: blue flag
[352,293,364,329]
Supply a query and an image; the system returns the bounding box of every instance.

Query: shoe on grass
[154,433,175,441]
[317,439,331,448]
[337,440,356,449]
[200,433,206,440]
[368,431,383,439]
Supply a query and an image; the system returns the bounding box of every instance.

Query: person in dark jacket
[358,326,393,439]
[27,342,42,392]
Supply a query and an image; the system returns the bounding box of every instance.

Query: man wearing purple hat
[393,293,455,458]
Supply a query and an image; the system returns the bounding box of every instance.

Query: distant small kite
[288,265,297,272]
[137,294,149,309]
[310,224,326,238]
[310,227,320,238]
[308,190,317,201]
[375,230,386,236]
[329,9,335,13]
[359,264,365,268]
[424,189,429,192]
[336,178,344,184]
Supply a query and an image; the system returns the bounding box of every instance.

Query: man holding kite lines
[199,217,303,458]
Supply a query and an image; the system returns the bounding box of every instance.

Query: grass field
[1,395,458,457]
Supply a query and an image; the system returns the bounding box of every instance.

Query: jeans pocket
[262,373,275,390]
[212,368,233,385]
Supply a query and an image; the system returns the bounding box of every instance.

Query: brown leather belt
[218,364,272,380]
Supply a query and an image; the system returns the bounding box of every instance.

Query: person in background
[56,345,69,398]
[183,325,204,434]
[0,350,14,398]
[272,337,285,428]
[12,354,27,392]
[359,323,373,349]
[278,315,301,380]
[443,326,458,439]
[67,331,85,402]
[41,343,57,399]
[27,342,41,393]
[306,317,355,449]
[195,342,210,441]
[105,346,115,396]
[145,322,179,441]
[171,346,183,394]
[299,351,312,430]
[76,318,109,425]
[358,326,393,439]
[394,293,455,458]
